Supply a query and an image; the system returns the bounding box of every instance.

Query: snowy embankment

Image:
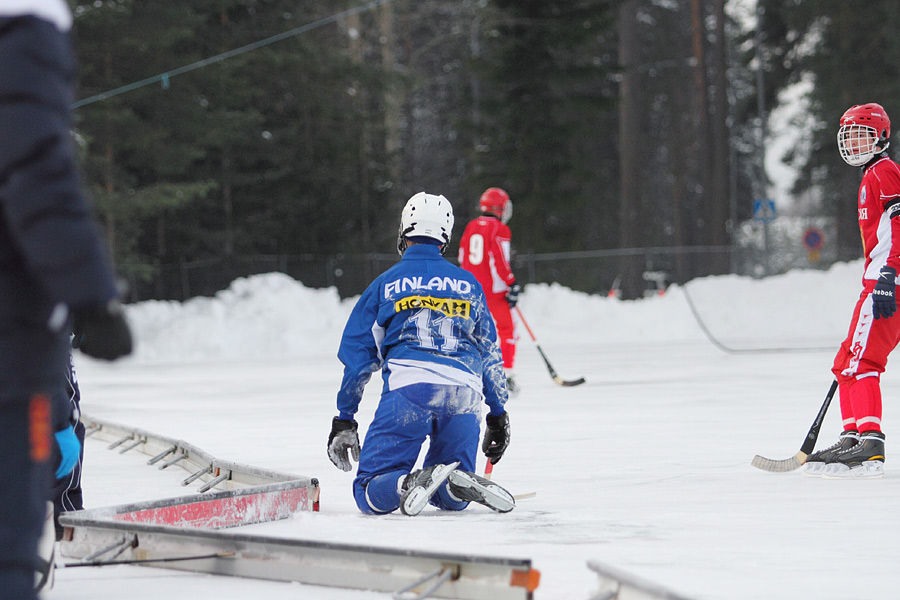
[123,260,863,361]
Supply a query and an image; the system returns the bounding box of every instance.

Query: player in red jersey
[805,103,900,479]
[458,188,521,394]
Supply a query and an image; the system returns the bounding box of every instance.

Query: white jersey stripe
[842,296,876,377]
[386,358,483,395]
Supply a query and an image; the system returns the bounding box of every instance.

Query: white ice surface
[44,260,900,600]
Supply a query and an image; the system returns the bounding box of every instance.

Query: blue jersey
[336,244,507,418]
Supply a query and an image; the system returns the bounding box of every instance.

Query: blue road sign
[752,199,776,223]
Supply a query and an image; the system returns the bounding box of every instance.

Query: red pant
[486,293,516,369]
[832,286,900,432]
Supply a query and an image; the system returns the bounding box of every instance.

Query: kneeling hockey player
[327,192,515,516]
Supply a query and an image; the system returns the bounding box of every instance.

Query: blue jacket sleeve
[472,286,508,415]
[335,281,385,419]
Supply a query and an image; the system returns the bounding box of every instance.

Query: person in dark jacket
[0,3,133,597]
[49,348,85,539]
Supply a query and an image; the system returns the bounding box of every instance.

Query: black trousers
[0,397,54,600]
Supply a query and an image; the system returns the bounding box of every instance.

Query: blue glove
[873,266,898,320]
[54,426,80,479]
[505,283,521,308]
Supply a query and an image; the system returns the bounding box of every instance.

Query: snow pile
[125,272,353,360]
[679,259,861,346]
[121,260,864,361]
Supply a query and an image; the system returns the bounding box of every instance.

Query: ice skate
[447,468,515,513]
[505,374,520,397]
[802,430,859,477]
[821,431,885,479]
[399,461,460,516]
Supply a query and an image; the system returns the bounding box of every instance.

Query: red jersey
[859,156,900,282]
[458,216,515,294]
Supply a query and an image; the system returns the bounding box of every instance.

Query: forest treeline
[70,0,900,299]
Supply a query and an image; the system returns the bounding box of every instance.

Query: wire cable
[681,284,834,355]
[73,0,396,109]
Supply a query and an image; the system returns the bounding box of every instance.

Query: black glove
[873,266,898,320]
[482,412,510,465]
[505,283,521,308]
[327,417,360,472]
[72,301,133,360]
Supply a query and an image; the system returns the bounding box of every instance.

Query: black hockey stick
[514,307,585,387]
[751,380,838,472]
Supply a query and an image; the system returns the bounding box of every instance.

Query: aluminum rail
[82,413,315,493]
[587,561,694,600]
[60,513,539,599]
[60,415,539,599]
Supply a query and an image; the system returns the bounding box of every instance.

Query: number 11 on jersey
[411,308,459,352]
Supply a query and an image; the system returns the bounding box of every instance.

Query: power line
[680,284,833,355]
[72,0,395,109]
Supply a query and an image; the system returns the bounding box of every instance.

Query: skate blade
[448,471,515,513]
[821,460,885,479]
[801,462,827,477]
[400,461,459,516]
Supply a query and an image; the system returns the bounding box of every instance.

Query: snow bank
[125,272,354,360]
[120,260,864,361]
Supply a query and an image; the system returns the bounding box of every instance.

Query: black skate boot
[399,461,459,516]
[802,430,859,476]
[447,469,515,513]
[822,431,885,479]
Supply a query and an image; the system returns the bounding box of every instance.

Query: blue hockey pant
[353,383,480,514]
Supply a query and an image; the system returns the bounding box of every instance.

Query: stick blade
[554,376,586,387]
[750,451,806,473]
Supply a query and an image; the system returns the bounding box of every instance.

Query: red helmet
[479,187,512,224]
[838,103,891,166]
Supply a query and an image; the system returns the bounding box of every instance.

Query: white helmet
[397,192,454,255]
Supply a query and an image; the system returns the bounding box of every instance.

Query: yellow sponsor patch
[395,295,471,319]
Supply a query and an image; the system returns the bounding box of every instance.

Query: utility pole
[754,3,771,276]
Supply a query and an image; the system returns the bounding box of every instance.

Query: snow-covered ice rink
[44,260,900,599]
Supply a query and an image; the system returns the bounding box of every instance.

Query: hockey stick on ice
[484,460,536,500]
[750,380,838,473]
[514,307,586,387]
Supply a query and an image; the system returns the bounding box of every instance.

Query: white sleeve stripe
[371,321,385,364]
